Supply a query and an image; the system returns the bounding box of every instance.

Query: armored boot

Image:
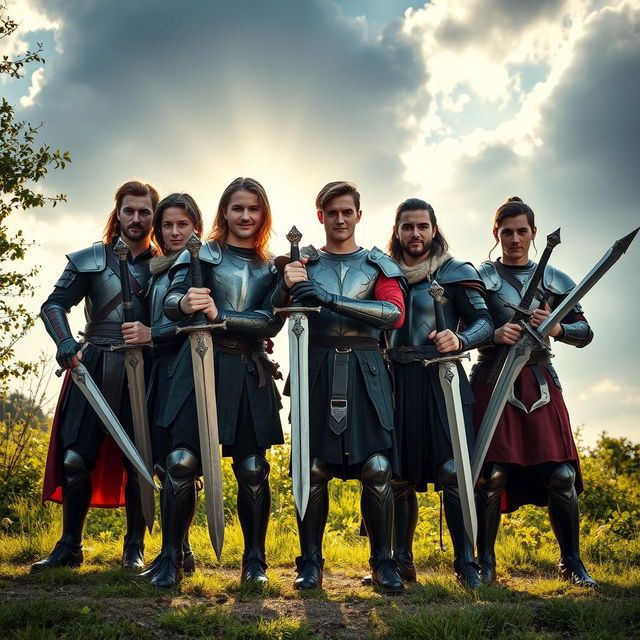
[234,455,271,584]
[361,455,404,594]
[122,464,147,570]
[294,458,330,590]
[391,479,418,582]
[438,459,481,589]
[476,463,507,585]
[546,463,597,588]
[31,450,91,573]
[151,448,198,588]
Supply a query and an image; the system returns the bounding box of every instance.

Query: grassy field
[1,494,639,639]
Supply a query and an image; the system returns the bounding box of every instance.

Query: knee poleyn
[235,455,270,486]
[166,448,199,481]
[546,463,576,492]
[361,454,392,486]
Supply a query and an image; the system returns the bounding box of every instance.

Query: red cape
[42,371,127,508]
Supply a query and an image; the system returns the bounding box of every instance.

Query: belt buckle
[335,347,352,353]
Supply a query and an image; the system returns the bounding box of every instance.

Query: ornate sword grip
[114,238,135,323]
[287,225,303,264]
[428,280,447,333]
[185,232,207,326]
[520,227,560,311]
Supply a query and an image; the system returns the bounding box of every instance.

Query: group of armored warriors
[32,177,598,593]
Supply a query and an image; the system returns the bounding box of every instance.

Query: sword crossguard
[520,321,550,352]
[421,352,471,367]
[176,321,227,335]
[505,302,534,317]
[110,342,153,351]
[273,306,321,315]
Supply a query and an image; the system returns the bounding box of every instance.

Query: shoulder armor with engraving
[366,247,404,279]
[477,261,501,291]
[543,264,576,295]
[301,245,320,262]
[199,241,223,265]
[435,258,484,287]
[66,242,106,273]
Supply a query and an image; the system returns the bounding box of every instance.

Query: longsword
[273,227,320,520]
[425,280,477,545]
[111,238,155,532]
[176,232,226,560]
[472,227,639,485]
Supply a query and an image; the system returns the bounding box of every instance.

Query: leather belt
[386,345,440,363]
[212,335,280,387]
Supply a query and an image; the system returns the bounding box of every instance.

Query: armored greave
[360,454,403,592]
[122,464,146,569]
[294,458,330,589]
[61,450,92,550]
[476,463,506,584]
[391,479,418,581]
[234,455,271,582]
[438,459,480,587]
[545,463,580,564]
[151,448,198,588]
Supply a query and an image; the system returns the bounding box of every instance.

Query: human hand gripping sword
[111,238,156,532]
[175,232,226,560]
[425,281,477,546]
[273,227,320,520]
[485,228,561,387]
[471,227,639,485]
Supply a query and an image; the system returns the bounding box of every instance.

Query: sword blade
[189,329,225,560]
[123,346,156,532]
[69,363,158,490]
[438,361,477,545]
[471,338,534,484]
[289,312,311,520]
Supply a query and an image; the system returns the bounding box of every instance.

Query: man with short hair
[32,181,158,573]
[385,198,493,587]
[278,181,407,593]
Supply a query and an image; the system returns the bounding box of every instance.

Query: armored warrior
[162,177,284,586]
[472,196,596,587]
[384,199,493,588]
[277,181,407,593]
[33,180,159,572]
[139,193,203,587]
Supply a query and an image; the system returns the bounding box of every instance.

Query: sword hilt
[428,280,447,333]
[114,238,135,324]
[185,232,209,327]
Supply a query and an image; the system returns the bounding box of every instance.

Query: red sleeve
[374,274,405,329]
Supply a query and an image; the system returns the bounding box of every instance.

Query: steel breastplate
[204,248,276,313]
[306,248,380,338]
[388,276,460,347]
[83,257,150,325]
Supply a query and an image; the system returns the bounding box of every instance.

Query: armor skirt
[471,362,583,511]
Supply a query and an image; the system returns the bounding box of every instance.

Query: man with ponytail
[472,196,597,587]
[385,198,493,588]
[34,180,159,573]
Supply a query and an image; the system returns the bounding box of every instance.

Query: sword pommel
[428,280,445,302]
[113,238,129,261]
[547,227,561,249]
[185,231,202,258]
[286,226,302,247]
[614,227,639,255]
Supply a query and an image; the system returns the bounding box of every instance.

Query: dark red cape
[473,363,583,512]
[42,371,127,508]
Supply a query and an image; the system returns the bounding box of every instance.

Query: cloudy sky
[3,0,639,446]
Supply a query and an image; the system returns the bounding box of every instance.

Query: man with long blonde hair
[33,181,159,573]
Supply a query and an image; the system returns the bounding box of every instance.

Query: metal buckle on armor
[330,398,348,424]
[335,347,352,354]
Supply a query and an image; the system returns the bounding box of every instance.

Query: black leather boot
[294,458,329,590]
[151,449,198,588]
[391,479,418,582]
[122,466,146,571]
[235,455,271,584]
[546,463,597,588]
[31,449,90,573]
[362,455,404,594]
[438,459,481,589]
[476,463,507,585]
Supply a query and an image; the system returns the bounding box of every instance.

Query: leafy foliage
[0,3,71,394]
